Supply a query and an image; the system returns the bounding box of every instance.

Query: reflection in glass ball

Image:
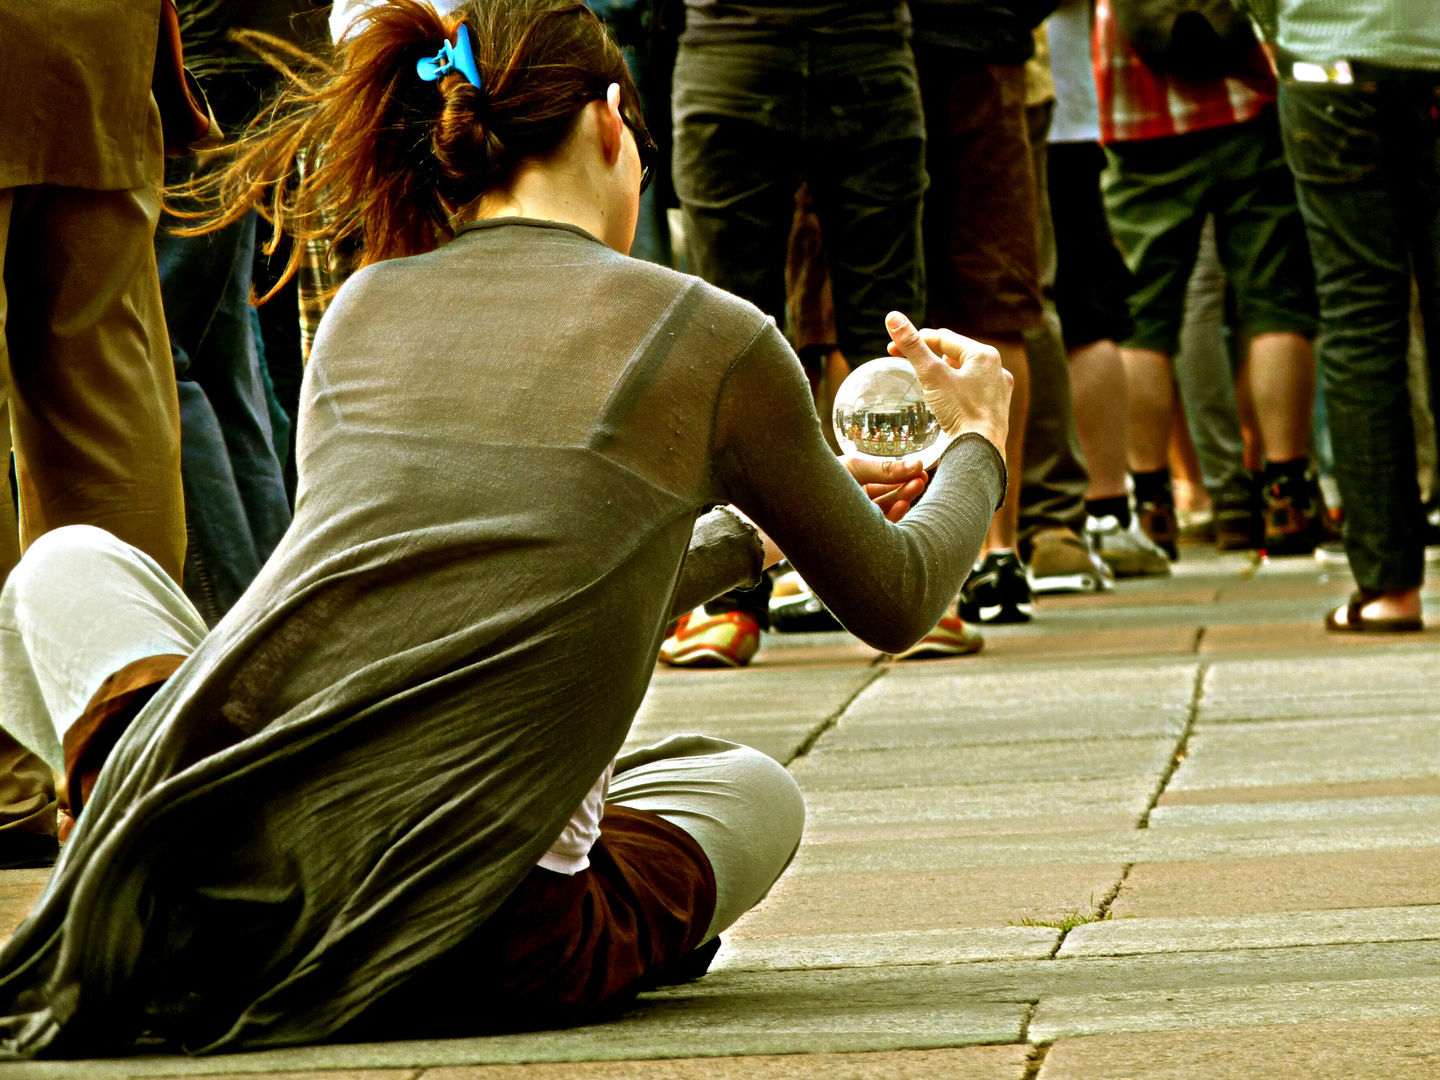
[832,358,950,468]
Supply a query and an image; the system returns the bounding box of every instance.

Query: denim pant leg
[156,209,292,622]
[1278,78,1437,591]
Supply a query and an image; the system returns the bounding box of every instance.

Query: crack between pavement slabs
[1136,659,1208,829]
[782,666,888,766]
[1039,663,1206,961]
[1021,1036,1051,1080]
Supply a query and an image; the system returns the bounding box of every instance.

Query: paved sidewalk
[4,548,1440,1078]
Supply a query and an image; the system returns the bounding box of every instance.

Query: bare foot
[1331,587,1422,627]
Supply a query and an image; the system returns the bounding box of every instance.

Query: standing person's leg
[157,195,292,624]
[804,41,926,363]
[0,190,60,866]
[668,41,800,662]
[2,158,185,582]
[916,54,1040,622]
[1171,215,1258,549]
[1018,104,1107,593]
[1046,142,1137,520]
[1104,130,1213,559]
[674,42,799,333]
[1211,111,1320,556]
[1280,74,1434,626]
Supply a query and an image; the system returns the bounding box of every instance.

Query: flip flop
[1325,591,1424,633]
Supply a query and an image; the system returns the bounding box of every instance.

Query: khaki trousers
[0,108,185,842]
[0,168,184,580]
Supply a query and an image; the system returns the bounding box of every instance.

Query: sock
[1086,495,1131,528]
[1263,456,1309,493]
[1132,468,1172,506]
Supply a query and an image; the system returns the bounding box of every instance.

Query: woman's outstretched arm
[710,318,1008,655]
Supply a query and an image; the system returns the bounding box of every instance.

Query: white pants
[0,525,804,939]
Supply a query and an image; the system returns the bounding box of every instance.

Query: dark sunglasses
[620,108,658,195]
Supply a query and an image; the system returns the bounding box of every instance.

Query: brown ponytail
[171,0,647,300]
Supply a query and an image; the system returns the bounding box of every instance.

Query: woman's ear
[599,82,624,167]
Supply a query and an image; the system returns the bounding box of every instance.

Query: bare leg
[1232,363,1264,472]
[1067,338,1128,501]
[1244,331,1315,462]
[1168,392,1210,512]
[978,337,1029,551]
[1120,347,1174,473]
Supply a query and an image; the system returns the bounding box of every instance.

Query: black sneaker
[1264,471,1322,557]
[959,551,1033,624]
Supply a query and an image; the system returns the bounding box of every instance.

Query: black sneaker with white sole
[958,551,1033,624]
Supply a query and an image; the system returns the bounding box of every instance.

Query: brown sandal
[1325,591,1424,634]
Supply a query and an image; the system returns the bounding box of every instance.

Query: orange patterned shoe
[659,607,761,668]
[894,608,985,660]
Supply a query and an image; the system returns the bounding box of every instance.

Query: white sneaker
[1086,514,1172,578]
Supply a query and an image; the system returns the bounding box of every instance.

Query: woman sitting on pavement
[0,0,1010,1057]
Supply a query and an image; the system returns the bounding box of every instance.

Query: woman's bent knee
[609,734,806,939]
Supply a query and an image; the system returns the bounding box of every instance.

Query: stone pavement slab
[1168,715,1440,791]
[790,738,1179,791]
[625,667,879,762]
[1147,792,1440,828]
[1110,848,1440,917]
[835,661,1197,745]
[1198,650,1440,722]
[803,779,1155,839]
[1037,1018,1440,1079]
[424,1046,1031,1079]
[1029,974,1440,1042]
[713,926,1058,972]
[731,862,1127,935]
[1058,905,1440,958]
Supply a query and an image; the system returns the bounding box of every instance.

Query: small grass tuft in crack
[1011,909,1113,933]
[1010,892,1115,934]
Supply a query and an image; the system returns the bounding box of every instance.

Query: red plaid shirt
[1093,0,1277,144]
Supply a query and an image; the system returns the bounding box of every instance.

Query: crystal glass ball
[832,357,950,468]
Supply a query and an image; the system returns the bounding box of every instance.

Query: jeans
[1278,68,1440,592]
[156,181,291,624]
[673,39,927,360]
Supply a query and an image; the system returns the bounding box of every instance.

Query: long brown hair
[173,0,648,299]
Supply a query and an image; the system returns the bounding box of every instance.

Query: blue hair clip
[416,24,481,89]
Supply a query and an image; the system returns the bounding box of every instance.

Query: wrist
[953,424,1006,462]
